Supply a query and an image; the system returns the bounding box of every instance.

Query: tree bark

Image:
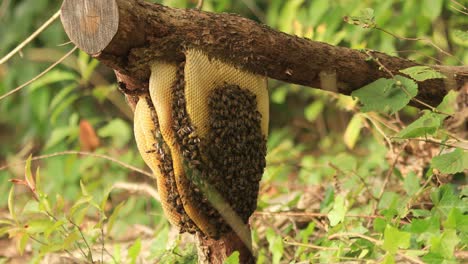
[60,0,467,108]
[196,231,255,264]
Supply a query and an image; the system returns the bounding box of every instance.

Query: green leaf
[98,119,132,148]
[430,229,459,259]
[381,253,395,264]
[328,195,346,226]
[422,252,445,263]
[403,172,419,196]
[80,180,89,196]
[444,208,468,232]
[422,0,443,20]
[44,126,74,150]
[344,8,376,28]
[278,0,306,33]
[299,222,315,243]
[29,70,77,92]
[400,66,446,82]
[223,251,240,264]
[304,100,324,122]
[431,185,465,216]
[128,237,142,264]
[397,111,445,139]
[25,219,53,234]
[24,155,35,190]
[436,90,458,115]
[373,218,387,233]
[406,215,440,235]
[69,196,92,219]
[63,230,80,250]
[266,228,284,264]
[453,29,468,42]
[44,219,66,240]
[343,114,363,149]
[330,153,357,173]
[432,148,467,174]
[107,201,125,237]
[351,76,418,114]
[8,186,16,222]
[35,167,42,194]
[17,232,29,255]
[50,93,79,125]
[271,86,288,104]
[49,84,77,110]
[383,225,411,254]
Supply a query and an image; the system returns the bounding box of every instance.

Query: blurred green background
[0,0,466,263]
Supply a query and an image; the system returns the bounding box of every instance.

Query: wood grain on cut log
[60,0,467,108]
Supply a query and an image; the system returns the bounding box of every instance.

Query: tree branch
[60,0,467,108]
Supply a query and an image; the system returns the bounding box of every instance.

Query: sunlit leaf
[224,251,240,264]
[328,195,346,226]
[432,148,467,174]
[106,201,125,237]
[400,66,446,82]
[8,186,16,222]
[351,76,418,114]
[344,8,376,28]
[403,172,419,196]
[17,232,29,255]
[396,111,445,138]
[266,228,284,264]
[436,90,458,115]
[429,229,459,259]
[29,70,77,92]
[383,225,410,254]
[453,29,468,43]
[63,230,80,250]
[304,100,324,122]
[343,114,363,149]
[128,237,142,264]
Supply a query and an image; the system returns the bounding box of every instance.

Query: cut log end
[61,0,119,54]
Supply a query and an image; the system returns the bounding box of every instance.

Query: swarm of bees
[132,49,268,238]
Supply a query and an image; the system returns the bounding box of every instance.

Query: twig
[0,150,154,178]
[391,137,467,150]
[0,0,9,20]
[253,211,410,224]
[0,46,78,101]
[450,0,468,15]
[363,113,394,153]
[196,0,203,10]
[0,10,61,64]
[374,27,461,64]
[68,217,94,263]
[328,162,377,201]
[44,210,88,260]
[329,233,425,264]
[283,236,343,251]
[377,142,408,200]
[112,181,160,201]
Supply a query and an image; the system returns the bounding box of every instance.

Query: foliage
[0,0,466,263]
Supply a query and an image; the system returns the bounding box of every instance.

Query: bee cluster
[144,96,198,234]
[170,61,266,237]
[171,62,229,237]
[204,84,266,224]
